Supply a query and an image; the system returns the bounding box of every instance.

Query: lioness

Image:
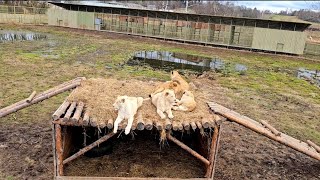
[171,70,190,92]
[173,90,196,112]
[113,96,143,135]
[151,89,176,119]
[150,80,182,98]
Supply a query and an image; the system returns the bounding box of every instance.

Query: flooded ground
[127,51,248,74]
[0,30,47,42]
[297,68,320,87]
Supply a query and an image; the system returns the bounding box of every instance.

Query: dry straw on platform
[68,78,214,125]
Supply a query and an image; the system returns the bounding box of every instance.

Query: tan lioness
[171,71,189,96]
[173,90,196,112]
[150,80,182,97]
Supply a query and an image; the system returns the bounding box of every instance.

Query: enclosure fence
[0,5,48,24]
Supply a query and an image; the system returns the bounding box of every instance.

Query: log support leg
[55,124,64,176]
[166,133,210,166]
[205,124,221,179]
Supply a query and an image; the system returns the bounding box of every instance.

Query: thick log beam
[52,101,70,121]
[208,102,320,161]
[0,79,83,118]
[55,124,64,176]
[63,132,116,165]
[166,133,210,166]
[205,125,221,178]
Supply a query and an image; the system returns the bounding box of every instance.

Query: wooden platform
[52,100,223,132]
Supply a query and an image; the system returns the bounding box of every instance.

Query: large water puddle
[127,51,247,73]
[297,68,320,87]
[0,30,48,43]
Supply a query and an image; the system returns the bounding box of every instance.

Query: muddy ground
[0,121,319,180]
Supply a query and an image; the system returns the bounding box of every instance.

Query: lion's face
[113,96,126,111]
[164,89,176,104]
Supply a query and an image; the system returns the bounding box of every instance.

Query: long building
[47,2,311,55]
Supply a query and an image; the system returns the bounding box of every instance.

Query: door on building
[276,43,284,52]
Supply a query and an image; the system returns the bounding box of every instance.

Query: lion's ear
[121,98,125,103]
[165,92,169,96]
[173,82,178,87]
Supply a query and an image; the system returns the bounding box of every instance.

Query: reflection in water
[0,31,47,42]
[127,51,248,73]
[297,68,320,87]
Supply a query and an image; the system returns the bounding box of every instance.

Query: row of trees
[279,9,320,23]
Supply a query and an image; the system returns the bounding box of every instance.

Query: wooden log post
[260,120,281,136]
[99,121,106,129]
[182,120,190,131]
[136,112,145,130]
[190,122,197,131]
[208,102,320,161]
[63,132,116,165]
[172,120,179,131]
[145,118,153,130]
[52,101,70,121]
[71,102,84,123]
[196,121,202,129]
[155,121,163,130]
[205,125,221,178]
[55,124,64,176]
[26,91,37,103]
[90,117,98,127]
[0,80,82,118]
[177,121,183,131]
[165,118,172,130]
[107,119,114,129]
[82,112,90,126]
[167,133,210,166]
[63,102,77,122]
[307,140,320,153]
[201,117,210,129]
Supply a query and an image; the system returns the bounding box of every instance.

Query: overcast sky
[233,1,318,13]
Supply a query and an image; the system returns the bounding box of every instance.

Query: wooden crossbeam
[166,133,210,166]
[207,101,320,161]
[63,132,116,165]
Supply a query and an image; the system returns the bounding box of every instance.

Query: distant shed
[48,2,311,55]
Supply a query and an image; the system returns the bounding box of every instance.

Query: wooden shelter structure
[51,94,223,179]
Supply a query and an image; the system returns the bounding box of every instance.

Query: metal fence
[0,5,48,24]
[304,43,320,55]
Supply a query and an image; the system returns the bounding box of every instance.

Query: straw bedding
[68,78,214,125]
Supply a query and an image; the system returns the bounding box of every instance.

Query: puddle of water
[127,51,247,74]
[0,30,47,43]
[297,68,320,87]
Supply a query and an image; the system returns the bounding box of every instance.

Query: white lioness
[113,96,143,135]
[151,89,176,119]
[173,90,196,112]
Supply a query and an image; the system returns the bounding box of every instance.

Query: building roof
[49,1,312,31]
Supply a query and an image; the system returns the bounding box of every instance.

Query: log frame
[55,124,64,176]
[205,124,221,178]
[166,133,210,166]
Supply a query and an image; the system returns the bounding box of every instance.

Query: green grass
[0,24,319,145]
